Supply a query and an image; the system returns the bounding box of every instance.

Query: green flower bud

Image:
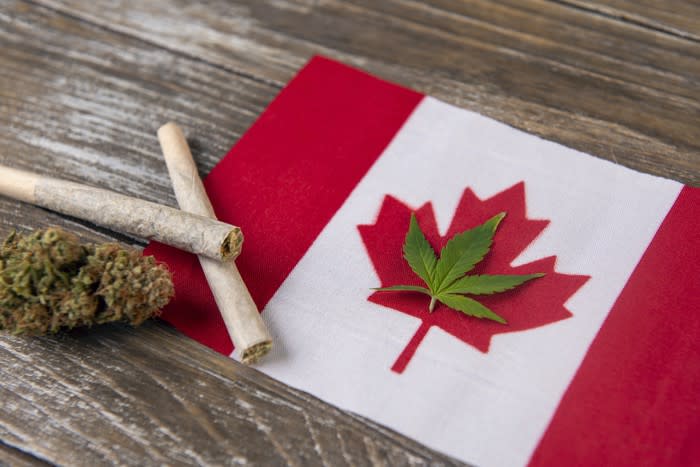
[0,228,174,335]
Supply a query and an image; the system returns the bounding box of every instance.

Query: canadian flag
[146,56,699,467]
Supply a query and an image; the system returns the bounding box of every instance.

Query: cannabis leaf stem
[374,212,544,323]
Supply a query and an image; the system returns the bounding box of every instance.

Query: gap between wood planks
[552,0,700,42]
[0,439,54,467]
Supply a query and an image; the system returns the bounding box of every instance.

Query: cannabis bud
[0,228,174,335]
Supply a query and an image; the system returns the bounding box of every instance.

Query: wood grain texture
[0,322,462,466]
[0,1,463,465]
[0,0,275,237]
[34,0,700,185]
[1,0,698,465]
[0,441,51,467]
[567,0,700,40]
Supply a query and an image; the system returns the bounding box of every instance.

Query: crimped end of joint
[221,228,243,260]
[241,340,273,365]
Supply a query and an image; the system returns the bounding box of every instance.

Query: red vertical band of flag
[145,56,423,354]
[530,185,700,466]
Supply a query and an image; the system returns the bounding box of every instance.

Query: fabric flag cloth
[145,56,699,467]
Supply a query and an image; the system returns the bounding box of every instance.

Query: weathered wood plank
[0,441,50,467]
[565,0,700,40]
[35,0,700,185]
[0,322,463,466]
[0,2,465,464]
[0,0,276,238]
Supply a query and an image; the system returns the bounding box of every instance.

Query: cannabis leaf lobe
[403,213,437,285]
[437,293,507,324]
[442,273,545,295]
[433,213,504,294]
[373,285,431,295]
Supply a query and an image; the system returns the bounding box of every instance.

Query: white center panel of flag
[256,97,681,467]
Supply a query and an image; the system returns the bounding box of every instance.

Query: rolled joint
[241,340,273,365]
[220,227,244,260]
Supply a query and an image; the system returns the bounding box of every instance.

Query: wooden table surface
[1,1,698,465]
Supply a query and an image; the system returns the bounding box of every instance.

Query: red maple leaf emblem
[358,182,589,373]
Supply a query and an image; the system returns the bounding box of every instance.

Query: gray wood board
[0,322,462,466]
[0,1,463,465]
[566,0,700,40]
[34,0,700,185]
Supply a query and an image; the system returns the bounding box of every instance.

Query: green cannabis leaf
[374,212,544,323]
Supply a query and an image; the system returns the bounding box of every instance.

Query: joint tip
[241,340,273,365]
